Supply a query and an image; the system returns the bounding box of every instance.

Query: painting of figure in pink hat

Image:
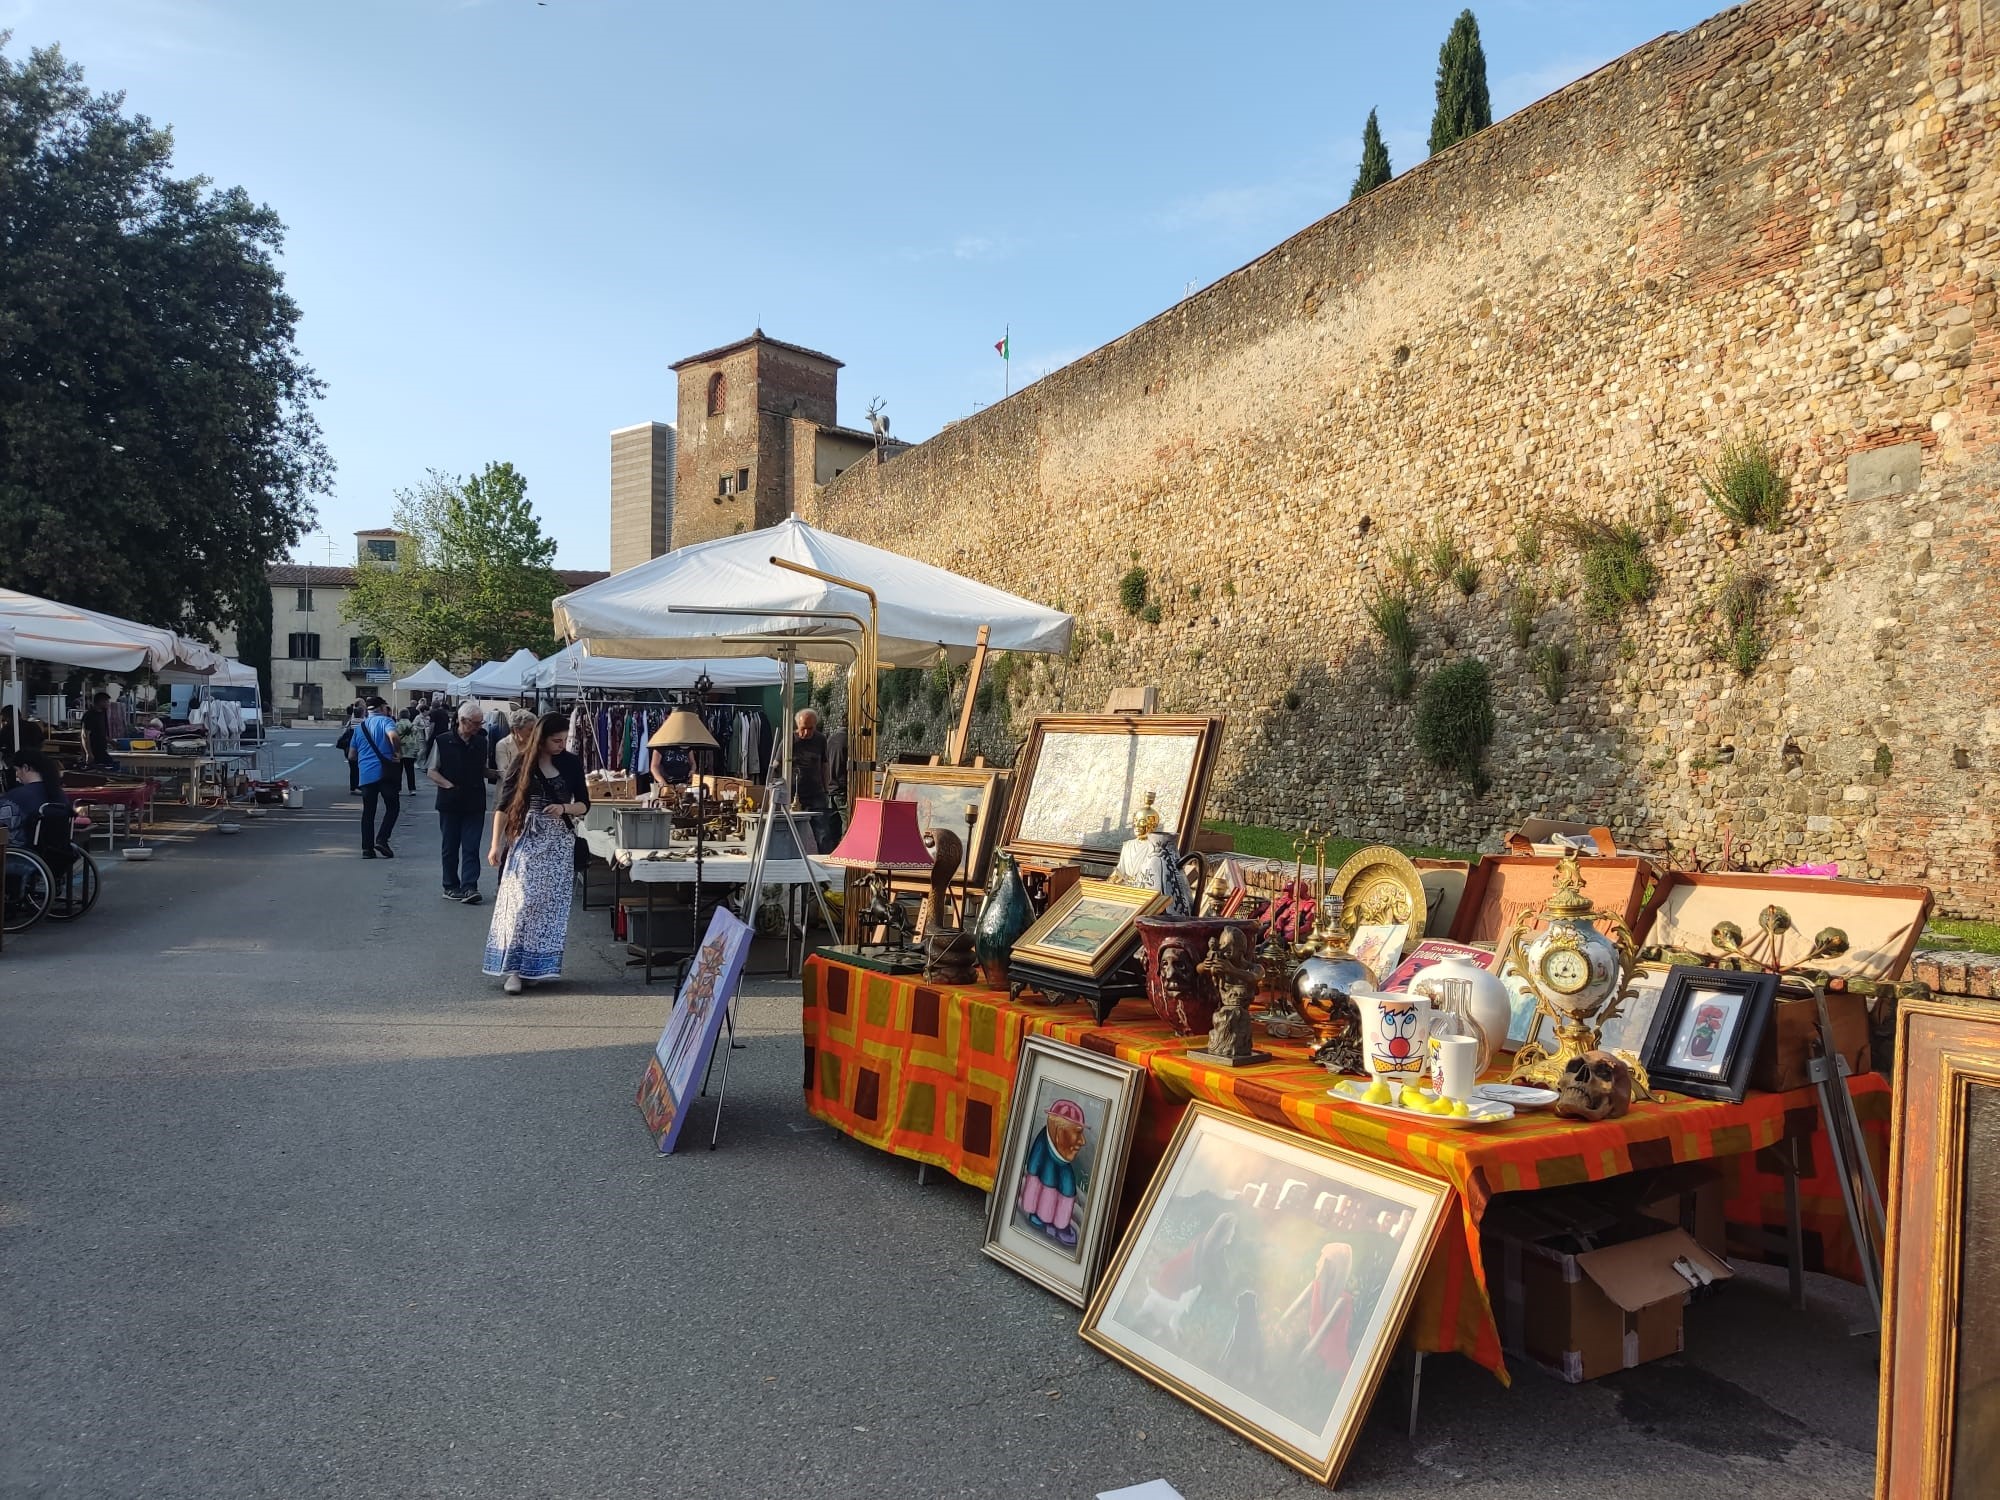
[1013,1087,1101,1255]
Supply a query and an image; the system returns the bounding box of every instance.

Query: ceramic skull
[1555,1050,1633,1121]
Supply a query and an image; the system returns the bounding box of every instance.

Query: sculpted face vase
[1136,915,1257,1035]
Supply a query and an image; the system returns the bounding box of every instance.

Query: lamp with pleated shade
[647,706,722,943]
[826,798,934,959]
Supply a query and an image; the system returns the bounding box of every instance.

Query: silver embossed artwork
[1013,731,1201,855]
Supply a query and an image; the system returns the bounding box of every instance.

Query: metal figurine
[1191,926,1270,1067]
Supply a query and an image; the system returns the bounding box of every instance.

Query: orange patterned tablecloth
[801,955,1886,1380]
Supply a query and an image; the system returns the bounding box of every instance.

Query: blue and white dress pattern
[483,773,575,981]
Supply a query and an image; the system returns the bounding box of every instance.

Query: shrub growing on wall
[1552,515,1657,622]
[1118,567,1150,615]
[1415,658,1495,791]
[1701,436,1789,530]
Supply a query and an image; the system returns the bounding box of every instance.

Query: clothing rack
[562,694,773,785]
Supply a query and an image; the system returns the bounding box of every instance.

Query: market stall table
[68,784,153,849]
[615,848,837,980]
[800,953,1887,1382]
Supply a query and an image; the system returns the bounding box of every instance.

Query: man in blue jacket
[351,696,402,859]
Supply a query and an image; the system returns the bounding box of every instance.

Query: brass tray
[1330,844,1429,939]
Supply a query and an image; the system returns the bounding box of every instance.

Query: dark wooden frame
[999,714,1224,872]
[1638,964,1779,1103]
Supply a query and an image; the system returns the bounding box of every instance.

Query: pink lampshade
[825,797,935,872]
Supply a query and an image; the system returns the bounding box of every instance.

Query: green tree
[0,39,329,636]
[234,575,274,703]
[347,462,563,669]
[1428,10,1493,156]
[1350,109,1392,200]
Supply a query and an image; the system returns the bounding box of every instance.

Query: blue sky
[2,0,1717,570]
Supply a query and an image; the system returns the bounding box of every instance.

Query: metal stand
[738,788,838,983]
[700,1005,738,1151]
[1809,987,1885,1327]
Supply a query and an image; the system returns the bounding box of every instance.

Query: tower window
[738,467,750,492]
[718,474,733,497]
[707,372,727,417]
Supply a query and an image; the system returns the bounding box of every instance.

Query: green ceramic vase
[973,851,1034,987]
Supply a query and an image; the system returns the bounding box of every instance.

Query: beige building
[609,421,676,575]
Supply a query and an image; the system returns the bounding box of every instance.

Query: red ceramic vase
[1135,915,1261,1035]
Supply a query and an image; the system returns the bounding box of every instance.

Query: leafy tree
[1350,109,1392,200]
[234,575,274,702]
[0,39,329,636]
[1428,10,1493,155]
[346,462,563,669]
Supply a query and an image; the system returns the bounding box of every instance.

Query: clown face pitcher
[1353,989,1432,1105]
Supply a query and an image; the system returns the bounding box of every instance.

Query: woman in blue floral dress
[484,713,589,993]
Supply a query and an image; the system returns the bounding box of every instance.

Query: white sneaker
[502,974,523,994]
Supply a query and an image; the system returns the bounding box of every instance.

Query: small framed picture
[1082,1105,1452,1486]
[983,1037,1145,1306]
[1010,877,1166,979]
[1639,965,1779,1102]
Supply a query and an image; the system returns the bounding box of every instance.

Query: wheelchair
[2,804,100,933]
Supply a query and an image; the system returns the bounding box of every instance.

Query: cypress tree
[1428,9,1493,155]
[1350,109,1391,200]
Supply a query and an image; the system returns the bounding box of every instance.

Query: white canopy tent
[530,643,784,694]
[0,587,173,673]
[156,657,259,689]
[462,649,543,698]
[551,516,1073,668]
[392,659,459,693]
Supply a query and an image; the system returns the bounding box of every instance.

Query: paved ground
[1,745,1880,1498]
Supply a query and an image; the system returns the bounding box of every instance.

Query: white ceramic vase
[1420,956,1510,1061]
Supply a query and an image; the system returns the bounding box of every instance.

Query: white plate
[1475,1083,1560,1109]
[1327,1077,1516,1128]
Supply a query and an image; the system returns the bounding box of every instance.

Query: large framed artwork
[1636,965,1778,1103]
[878,763,1010,893]
[1081,1105,1453,1486]
[1010,877,1166,980]
[983,1037,1145,1306]
[634,908,754,1154]
[1879,998,2000,1498]
[1000,715,1224,870]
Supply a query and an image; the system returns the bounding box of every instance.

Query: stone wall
[809,0,2000,917]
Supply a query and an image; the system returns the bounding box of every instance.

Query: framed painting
[1000,714,1224,870]
[1637,965,1777,1103]
[879,763,1010,893]
[1011,878,1165,980]
[1879,998,2000,1499]
[983,1037,1145,1306]
[635,907,754,1153]
[1082,1105,1452,1486]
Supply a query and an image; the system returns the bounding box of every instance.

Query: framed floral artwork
[1637,965,1778,1103]
[983,1037,1145,1306]
[1081,1105,1452,1485]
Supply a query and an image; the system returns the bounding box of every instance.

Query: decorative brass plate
[1329,844,1429,939]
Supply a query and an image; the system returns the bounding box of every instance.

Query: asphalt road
[0,743,1880,1498]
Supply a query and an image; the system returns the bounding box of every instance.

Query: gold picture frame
[1010,877,1166,980]
[1878,997,2000,1497]
[1000,714,1224,870]
[1081,1104,1453,1485]
[878,763,1010,894]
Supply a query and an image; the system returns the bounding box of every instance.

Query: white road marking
[281,741,303,747]
[313,742,334,748]
[274,757,316,779]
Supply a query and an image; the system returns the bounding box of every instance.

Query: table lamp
[649,707,720,947]
[825,797,935,958]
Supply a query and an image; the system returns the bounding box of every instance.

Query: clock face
[1538,946,1593,996]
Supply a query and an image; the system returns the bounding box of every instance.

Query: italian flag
[995,334,1009,359]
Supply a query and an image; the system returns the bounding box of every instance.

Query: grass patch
[1202,820,1474,866]
[1925,919,2000,955]
[1507,581,1540,647]
[1414,657,1496,791]
[1708,568,1770,678]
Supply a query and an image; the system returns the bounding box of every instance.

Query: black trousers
[361,779,400,852]
[401,757,417,791]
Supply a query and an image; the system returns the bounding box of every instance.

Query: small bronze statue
[1191,927,1271,1068]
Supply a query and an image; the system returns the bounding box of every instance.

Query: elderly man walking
[428,700,498,903]
[352,695,402,859]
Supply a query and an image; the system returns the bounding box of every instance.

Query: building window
[707,372,727,417]
[718,474,733,497]
[348,636,385,670]
[295,587,313,612]
[364,539,397,562]
[737,467,750,492]
[286,632,321,660]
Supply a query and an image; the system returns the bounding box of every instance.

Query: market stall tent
[0,587,166,672]
[392,659,459,693]
[551,516,1073,667]
[531,643,784,694]
[462,649,542,698]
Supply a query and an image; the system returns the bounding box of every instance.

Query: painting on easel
[636,908,754,1153]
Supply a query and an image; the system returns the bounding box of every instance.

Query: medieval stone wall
[809,0,2000,916]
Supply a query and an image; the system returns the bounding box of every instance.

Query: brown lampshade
[825,798,935,872]
[648,707,719,750]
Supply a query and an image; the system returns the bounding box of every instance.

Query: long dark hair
[500,713,570,838]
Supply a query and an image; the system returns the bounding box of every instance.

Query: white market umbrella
[0,587,163,672]
[156,656,258,689]
[552,515,1073,668]
[392,659,458,693]
[531,643,784,694]
[462,648,543,697]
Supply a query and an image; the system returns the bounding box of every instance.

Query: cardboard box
[1753,988,1871,1092]
[1484,1201,1732,1383]
[1631,1163,1727,1260]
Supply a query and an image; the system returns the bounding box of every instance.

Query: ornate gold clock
[1503,852,1651,1093]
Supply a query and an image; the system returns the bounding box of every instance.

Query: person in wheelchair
[0,753,75,876]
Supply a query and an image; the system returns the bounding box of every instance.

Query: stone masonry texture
[809,0,2000,917]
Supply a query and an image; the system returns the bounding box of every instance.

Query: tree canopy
[1351,109,1392,200]
[0,38,329,636]
[346,463,563,670]
[1428,10,1493,156]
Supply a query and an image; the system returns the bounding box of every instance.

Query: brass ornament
[1328,844,1428,940]
[1502,852,1653,1095]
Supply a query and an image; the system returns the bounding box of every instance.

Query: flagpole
[1004,323,1010,400]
